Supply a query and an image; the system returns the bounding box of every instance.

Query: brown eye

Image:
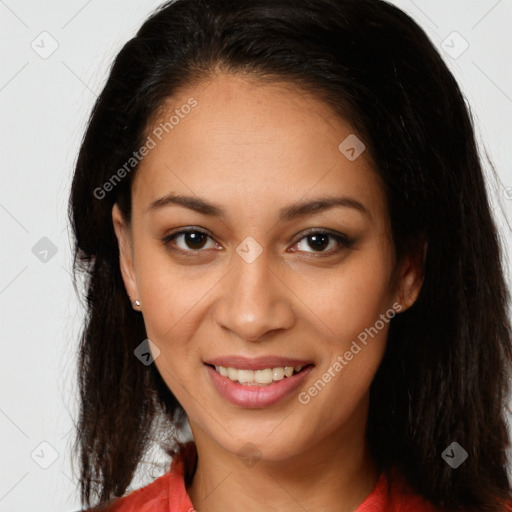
[305,233,330,251]
[293,230,354,255]
[178,231,209,250]
[162,229,217,253]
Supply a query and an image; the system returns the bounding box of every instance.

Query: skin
[112,72,424,512]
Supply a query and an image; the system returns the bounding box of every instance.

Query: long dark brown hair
[69,0,512,510]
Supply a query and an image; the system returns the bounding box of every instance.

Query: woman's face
[113,73,422,461]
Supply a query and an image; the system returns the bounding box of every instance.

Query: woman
[69,0,512,510]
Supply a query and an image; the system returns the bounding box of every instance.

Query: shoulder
[359,467,512,512]
[83,441,197,512]
[84,471,172,512]
[356,467,440,512]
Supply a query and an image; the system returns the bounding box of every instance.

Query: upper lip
[204,356,314,371]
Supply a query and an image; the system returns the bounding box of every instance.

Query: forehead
[132,73,387,223]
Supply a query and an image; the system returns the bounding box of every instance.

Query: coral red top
[85,441,449,511]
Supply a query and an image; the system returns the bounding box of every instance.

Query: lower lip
[205,364,313,408]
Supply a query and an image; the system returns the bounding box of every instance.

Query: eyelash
[161,227,354,257]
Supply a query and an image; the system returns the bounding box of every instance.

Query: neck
[187,403,378,512]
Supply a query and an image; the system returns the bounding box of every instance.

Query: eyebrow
[148,193,370,221]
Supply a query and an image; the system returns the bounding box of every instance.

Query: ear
[112,203,139,303]
[393,239,427,313]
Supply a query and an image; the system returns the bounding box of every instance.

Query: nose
[213,249,296,343]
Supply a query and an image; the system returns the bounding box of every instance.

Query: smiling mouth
[206,363,313,386]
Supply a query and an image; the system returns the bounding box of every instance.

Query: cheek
[132,240,210,339]
[299,243,395,344]
[295,323,390,439]
[130,245,201,386]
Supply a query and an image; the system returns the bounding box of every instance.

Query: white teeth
[214,364,305,385]
[254,368,273,384]
[284,366,294,377]
[237,369,254,383]
[273,367,284,380]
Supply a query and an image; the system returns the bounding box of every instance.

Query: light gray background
[1,1,511,511]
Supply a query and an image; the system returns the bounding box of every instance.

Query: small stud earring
[133,299,141,308]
